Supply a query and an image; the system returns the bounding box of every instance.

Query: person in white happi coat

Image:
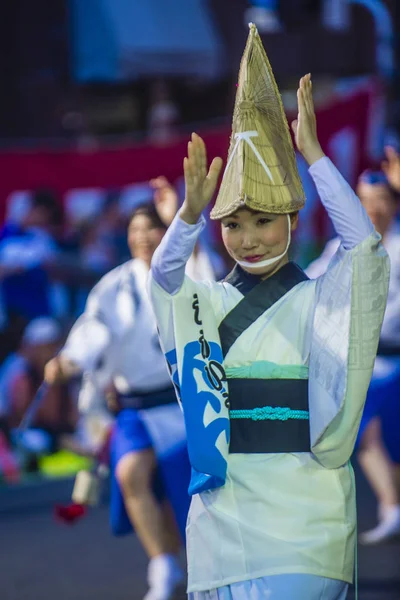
[45,193,201,600]
[307,151,400,544]
[148,26,389,600]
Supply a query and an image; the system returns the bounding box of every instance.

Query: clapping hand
[291,74,325,166]
[150,176,179,227]
[382,146,400,193]
[180,133,223,224]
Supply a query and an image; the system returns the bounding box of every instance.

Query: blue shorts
[111,408,153,457]
[356,360,400,463]
[110,409,162,536]
[109,407,191,538]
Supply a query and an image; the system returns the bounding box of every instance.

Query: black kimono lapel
[219,262,308,358]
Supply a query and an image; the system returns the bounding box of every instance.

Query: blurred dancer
[307,146,400,543]
[45,191,197,600]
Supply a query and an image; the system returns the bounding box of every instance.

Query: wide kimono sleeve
[149,213,230,494]
[309,230,390,468]
[62,264,136,385]
[62,286,112,374]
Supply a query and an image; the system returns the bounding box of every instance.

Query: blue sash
[173,262,309,495]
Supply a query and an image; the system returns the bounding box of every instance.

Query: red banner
[0,84,378,237]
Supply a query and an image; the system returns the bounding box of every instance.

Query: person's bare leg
[358,418,398,508]
[116,448,169,557]
[160,500,182,555]
[394,464,400,497]
[116,449,184,598]
[358,418,400,543]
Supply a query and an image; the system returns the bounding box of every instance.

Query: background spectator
[0,190,63,362]
[0,317,78,467]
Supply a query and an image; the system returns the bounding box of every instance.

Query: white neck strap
[236,214,291,269]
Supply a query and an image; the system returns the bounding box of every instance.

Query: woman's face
[356,182,397,237]
[127,214,165,264]
[221,209,298,277]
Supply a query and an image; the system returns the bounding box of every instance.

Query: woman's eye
[224,222,239,230]
[258,218,272,225]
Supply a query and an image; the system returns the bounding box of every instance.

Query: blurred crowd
[0,139,399,579]
[0,5,398,600]
[1,142,400,498]
[0,176,226,483]
[0,135,400,548]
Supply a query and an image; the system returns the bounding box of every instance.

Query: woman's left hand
[291,74,325,166]
[382,146,400,193]
[150,176,179,227]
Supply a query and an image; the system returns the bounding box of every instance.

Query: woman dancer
[46,200,190,600]
[149,25,389,600]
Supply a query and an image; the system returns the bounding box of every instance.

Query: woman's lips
[243,254,264,263]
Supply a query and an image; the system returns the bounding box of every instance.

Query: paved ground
[0,463,399,600]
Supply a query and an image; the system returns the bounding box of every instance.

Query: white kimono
[63,259,172,396]
[307,227,400,353]
[149,157,390,593]
[62,259,185,451]
[63,255,217,450]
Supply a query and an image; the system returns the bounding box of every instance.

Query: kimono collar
[223,264,262,295]
[224,261,307,296]
[129,258,149,275]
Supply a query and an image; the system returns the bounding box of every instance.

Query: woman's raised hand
[382,146,400,193]
[291,74,325,167]
[150,176,178,227]
[180,133,223,224]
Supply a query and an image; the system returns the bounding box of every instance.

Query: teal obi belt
[225,362,310,454]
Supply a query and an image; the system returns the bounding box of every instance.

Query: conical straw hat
[210,23,305,220]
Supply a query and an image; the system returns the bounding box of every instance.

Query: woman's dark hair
[129,202,167,230]
[32,189,64,226]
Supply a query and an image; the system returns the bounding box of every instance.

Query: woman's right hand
[291,74,325,167]
[382,146,400,193]
[44,356,80,384]
[180,133,223,224]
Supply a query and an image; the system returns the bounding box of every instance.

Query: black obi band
[118,384,176,410]
[228,378,311,454]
